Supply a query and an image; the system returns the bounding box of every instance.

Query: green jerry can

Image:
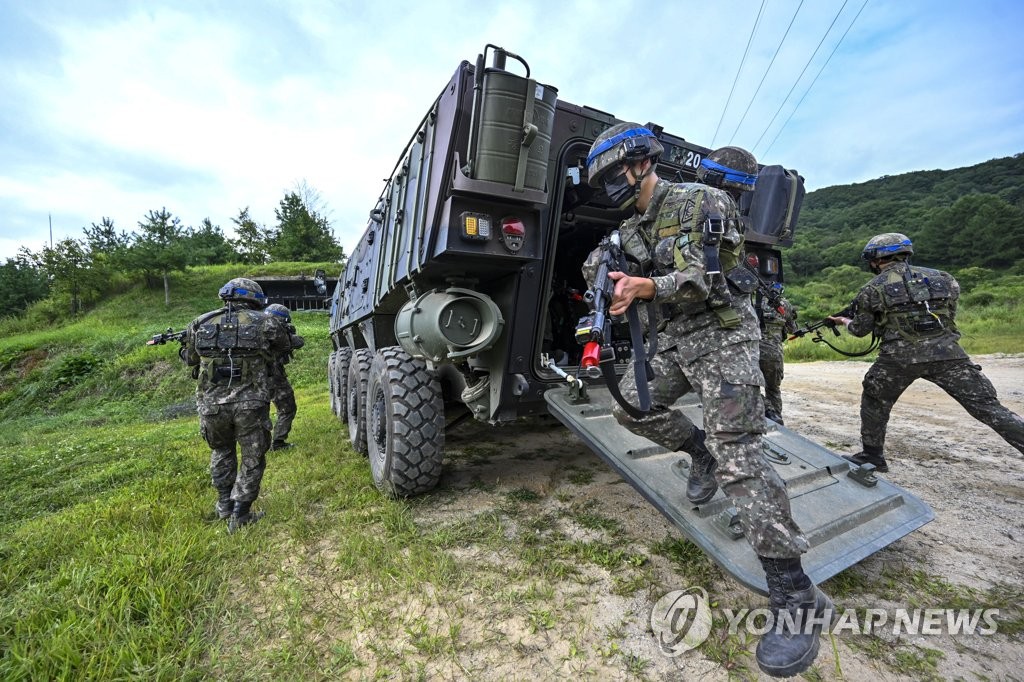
[471,48,558,192]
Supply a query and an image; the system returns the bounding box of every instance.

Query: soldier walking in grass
[830,233,1024,471]
[582,125,832,678]
[265,303,305,450]
[180,278,291,533]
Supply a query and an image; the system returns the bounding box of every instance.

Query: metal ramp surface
[545,387,934,595]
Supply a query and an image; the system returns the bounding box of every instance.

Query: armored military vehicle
[327,45,932,593]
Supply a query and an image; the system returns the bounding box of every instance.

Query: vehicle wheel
[333,347,352,422]
[346,348,374,455]
[327,351,338,415]
[367,346,444,497]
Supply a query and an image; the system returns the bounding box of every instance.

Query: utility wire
[751,0,850,156]
[711,0,766,148]
[728,0,805,145]
[762,0,870,158]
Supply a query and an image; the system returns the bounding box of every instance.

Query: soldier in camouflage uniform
[265,304,305,450]
[830,233,1024,472]
[583,125,831,678]
[180,278,292,533]
[756,286,798,424]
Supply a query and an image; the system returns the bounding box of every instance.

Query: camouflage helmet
[862,233,913,262]
[585,123,664,188]
[219,277,267,308]
[266,303,292,321]
[697,146,758,193]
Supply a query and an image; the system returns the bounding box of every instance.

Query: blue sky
[2,0,1023,262]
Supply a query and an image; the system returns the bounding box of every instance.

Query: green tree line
[777,153,1024,324]
[0,188,346,317]
[788,153,1024,279]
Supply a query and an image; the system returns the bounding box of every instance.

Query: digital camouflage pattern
[586,178,809,558]
[758,294,798,420]
[861,357,1024,454]
[269,364,297,444]
[847,261,1024,456]
[201,400,272,502]
[846,261,965,364]
[181,305,291,505]
[269,322,304,445]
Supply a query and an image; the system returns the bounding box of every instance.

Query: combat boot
[681,428,718,504]
[843,445,888,472]
[756,556,834,678]
[203,489,233,523]
[227,500,265,534]
[271,439,293,451]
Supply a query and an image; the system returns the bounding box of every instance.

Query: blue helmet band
[219,284,266,301]
[699,158,757,187]
[587,127,657,166]
[863,239,913,260]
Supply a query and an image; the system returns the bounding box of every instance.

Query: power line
[711,0,766,149]
[751,0,850,156]
[728,0,805,145]
[762,0,871,158]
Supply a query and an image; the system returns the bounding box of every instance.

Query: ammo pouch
[879,267,955,341]
[195,321,261,353]
[195,314,265,386]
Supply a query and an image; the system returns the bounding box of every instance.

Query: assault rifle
[146,327,187,346]
[573,231,656,418]
[745,262,790,318]
[788,304,879,357]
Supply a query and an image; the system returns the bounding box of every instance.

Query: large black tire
[333,347,352,422]
[346,348,373,455]
[367,346,444,497]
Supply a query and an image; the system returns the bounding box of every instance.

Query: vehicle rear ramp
[545,386,934,595]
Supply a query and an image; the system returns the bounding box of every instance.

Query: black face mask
[601,166,636,209]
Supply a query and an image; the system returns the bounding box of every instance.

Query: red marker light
[500,216,526,253]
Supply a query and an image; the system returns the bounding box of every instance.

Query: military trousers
[862,357,1024,455]
[199,399,272,503]
[612,339,809,558]
[758,338,785,420]
[271,379,297,444]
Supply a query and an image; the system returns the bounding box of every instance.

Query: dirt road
[428,354,1024,680]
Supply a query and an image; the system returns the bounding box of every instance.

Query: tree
[129,208,190,306]
[186,218,237,265]
[25,238,94,314]
[0,255,48,317]
[82,217,132,282]
[230,207,272,264]
[269,191,342,262]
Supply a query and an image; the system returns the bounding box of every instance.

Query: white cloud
[1,0,1022,262]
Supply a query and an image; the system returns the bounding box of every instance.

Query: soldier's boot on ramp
[228,500,265,534]
[843,445,888,473]
[756,556,834,678]
[682,428,718,504]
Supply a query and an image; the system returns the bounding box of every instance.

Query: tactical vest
[194,308,268,387]
[645,184,751,328]
[874,265,957,342]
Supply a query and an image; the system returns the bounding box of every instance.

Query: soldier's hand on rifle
[827,315,852,328]
[608,272,655,316]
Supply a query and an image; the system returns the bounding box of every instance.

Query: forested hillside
[788,153,1024,280]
